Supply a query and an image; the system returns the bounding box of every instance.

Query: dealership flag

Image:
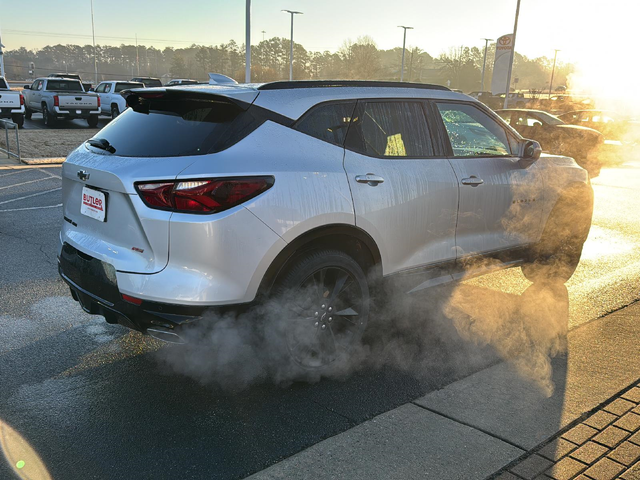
[491,34,514,95]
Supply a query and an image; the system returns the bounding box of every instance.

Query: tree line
[3,37,573,92]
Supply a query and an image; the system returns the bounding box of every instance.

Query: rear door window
[295,102,355,146]
[436,102,514,157]
[89,95,261,157]
[346,101,434,157]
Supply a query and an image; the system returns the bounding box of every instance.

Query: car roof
[132,80,472,119]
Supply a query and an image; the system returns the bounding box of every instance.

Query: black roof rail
[257,80,451,92]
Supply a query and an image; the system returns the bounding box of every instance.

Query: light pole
[503,0,521,109]
[135,33,140,76]
[480,38,493,92]
[261,30,266,42]
[398,25,413,82]
[0,19,5,78]
[548,49,560,99]
[245,0,251,83]
[90,0,98,84]
[282,10,303,81]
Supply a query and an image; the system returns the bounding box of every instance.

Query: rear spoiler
[122,88,254,111]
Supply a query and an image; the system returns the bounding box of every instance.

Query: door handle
[461,176,484,187]
[355,174,385,186]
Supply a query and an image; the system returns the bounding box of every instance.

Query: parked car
[498,92,528,108]
[93,81,144,118]
[0,76,25,127]
[468,91,502,110]
[496,108,604,176]
[23,77,100,127]
[165,79,199,86]
[130,77,163,88]
[47,73,92,92]
[557,110,626,140]
[58,80,593,368]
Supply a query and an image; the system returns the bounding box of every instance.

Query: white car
[0,76,25,127]
[58,80,593,368]
[93,81,144,118]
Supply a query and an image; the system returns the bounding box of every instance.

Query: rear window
[89,96,261,157]
[0,78,8,89]
[114,82,144,93]
[46,80,84,91]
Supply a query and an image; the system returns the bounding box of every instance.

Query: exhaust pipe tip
[146,328,187,345]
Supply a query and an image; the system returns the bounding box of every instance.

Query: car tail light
[122,294,143,306]
[97,96,101,108]
[20,94,24,106]
[135,177,274,214]
[53,95,59,107]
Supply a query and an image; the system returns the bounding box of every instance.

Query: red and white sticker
[80,186,106,222]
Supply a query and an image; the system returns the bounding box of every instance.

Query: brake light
[53,95,59,107]
[20,94,24,106]
[135,177,274,213]
[97,96,101,108]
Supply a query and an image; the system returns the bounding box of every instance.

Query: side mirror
[520,139,542,167]
[23,85,31,89]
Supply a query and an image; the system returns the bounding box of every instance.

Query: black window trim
[345,97,442,160]
[430,99,523,159]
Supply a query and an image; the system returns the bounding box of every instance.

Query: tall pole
[503,0,521,109]
[90,0,98,84]
[135,33,140,76]
[261,30,266,42]
[245,0,251,83]
[0,11,5,79]
[548,49,560,99]
[398,26,413,82]
[282,10,302,81]
[480,38,493,92]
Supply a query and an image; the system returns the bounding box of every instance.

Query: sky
[0,0,636,102]
[0,0,630,62]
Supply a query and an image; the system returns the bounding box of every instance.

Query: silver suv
[58,81,593,367]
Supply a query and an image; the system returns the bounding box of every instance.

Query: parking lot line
[0,177,57,191]
[0,204,62,213]
[38,168,62,180]
[0,187,62,205]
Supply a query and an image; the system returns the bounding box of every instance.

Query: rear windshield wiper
[87,138,116,154]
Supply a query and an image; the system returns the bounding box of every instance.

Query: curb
[21,157,65,165]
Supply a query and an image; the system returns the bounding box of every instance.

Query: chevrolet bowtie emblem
[77,170,90,181]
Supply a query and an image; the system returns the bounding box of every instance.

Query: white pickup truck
[23,77,100,127]
[0,76,26,127]
[93,80,143,118]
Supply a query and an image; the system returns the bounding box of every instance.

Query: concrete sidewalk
[248,302,640,480]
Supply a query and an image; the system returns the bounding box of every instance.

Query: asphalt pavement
[0,159,638,479]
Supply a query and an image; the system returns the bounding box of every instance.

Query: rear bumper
[58,243,207,336]
[54,107,100,117]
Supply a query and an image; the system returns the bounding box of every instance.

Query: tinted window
[46,80,84,91]
[115,82,144,93]
[295,102,355,146]
[347,101,433,157]
[436,103,513,157]
[0,78,8,89]
[89,97,261,158]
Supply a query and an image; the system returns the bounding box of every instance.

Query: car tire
[521,187,593,283]
[111,105,120,119]
[42,104,56,127]
[87,115,99,128]
[271,249,370,369]
[24,108,32,120]
[11,113,24,128]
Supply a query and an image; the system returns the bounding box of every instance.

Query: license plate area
[80,186,107,222]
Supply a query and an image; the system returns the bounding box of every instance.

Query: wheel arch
[257,224,382,297]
